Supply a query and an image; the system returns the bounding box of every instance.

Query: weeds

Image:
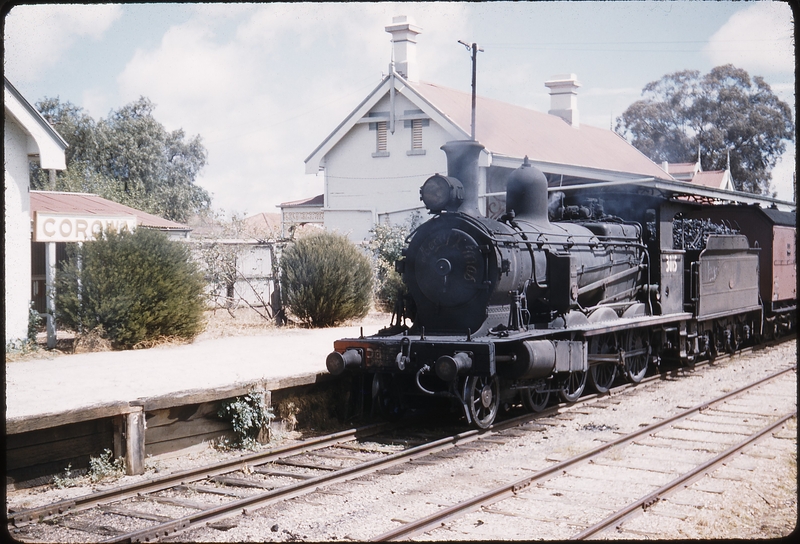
[50,449,124,489]
[88,449,124,483]
[52,464,76,489]
[217,390,274,450]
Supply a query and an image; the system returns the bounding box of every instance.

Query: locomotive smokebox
[441,140,485,217]
[506,156,550,225]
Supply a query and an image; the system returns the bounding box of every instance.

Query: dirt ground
[8,306,393,360]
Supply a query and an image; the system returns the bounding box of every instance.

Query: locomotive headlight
[420,175,464,213]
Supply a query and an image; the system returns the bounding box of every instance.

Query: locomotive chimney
[506,156,551,225]
[441,140,485,217]
[544,74,581,128]
[385,15,421,82]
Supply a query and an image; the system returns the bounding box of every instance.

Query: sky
[3,1,796,217]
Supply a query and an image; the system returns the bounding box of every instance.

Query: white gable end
[308,74,488,241]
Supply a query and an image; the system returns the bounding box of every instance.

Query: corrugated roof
[408,81,671,180]
[30,191,190,231]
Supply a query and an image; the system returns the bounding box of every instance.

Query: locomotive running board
[490,312,696,342]
[574,312,694,337]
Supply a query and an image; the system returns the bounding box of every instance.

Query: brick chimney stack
[385,15,421,82]
[544,74,581,128]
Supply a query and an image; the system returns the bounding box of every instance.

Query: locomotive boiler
[326,139,795,429]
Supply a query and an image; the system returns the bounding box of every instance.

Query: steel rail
[8,422,394,527]
[571,410,797,540]
[101,428,484,543]
[370,363,796,541]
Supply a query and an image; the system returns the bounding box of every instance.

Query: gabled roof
[279,194,324,208]
[664,162,699,180]
[244,212,282,232]
[690,170,730,190]
[4,77,68,170]
[30,191,190,231]
[305,72,673,183]
[409,81,671,180]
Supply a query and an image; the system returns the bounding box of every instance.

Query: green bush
[368,213,421,312]
[56,228,206,348]
[280,232,373,327]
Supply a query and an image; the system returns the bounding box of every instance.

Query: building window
[369,112,390,158]
[376,121,388,152]
[404,110,428,156]
[411,119,423,149]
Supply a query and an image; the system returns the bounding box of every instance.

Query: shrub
[368,213,421,312]
[56,228,206,349]
[280,232,373,327]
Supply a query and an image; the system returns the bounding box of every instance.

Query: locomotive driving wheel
[587,333,617,394]
[522,386,550,413]
[558,370,587,403]
[463,375,499,429]
[623,330,649,383]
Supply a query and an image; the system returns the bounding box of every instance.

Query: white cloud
[81,87,112,119]
[704,2,794,74]
[3,4,123,84]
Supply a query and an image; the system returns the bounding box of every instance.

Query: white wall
[4,118,33,345]
[323,93,455,242]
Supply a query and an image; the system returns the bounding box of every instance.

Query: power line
[484,38,791,47]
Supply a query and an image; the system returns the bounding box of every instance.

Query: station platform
[5,323,382,435]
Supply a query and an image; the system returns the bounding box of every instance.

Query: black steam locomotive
[326,140,796,428]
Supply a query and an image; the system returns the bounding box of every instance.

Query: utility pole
[458,40,483,141]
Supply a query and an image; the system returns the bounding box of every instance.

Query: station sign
[34,212,137,242]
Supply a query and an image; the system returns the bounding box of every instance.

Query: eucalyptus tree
[615,64,794,195]
[33,97,211,222]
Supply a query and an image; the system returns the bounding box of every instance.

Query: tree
[32,97,211,222]
[615,64,794,195]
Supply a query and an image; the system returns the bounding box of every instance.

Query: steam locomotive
[326,140,796,428]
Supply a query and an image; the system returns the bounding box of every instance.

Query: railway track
[7,338,795,542]
[371,363,796,541]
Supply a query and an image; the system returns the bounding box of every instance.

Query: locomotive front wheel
[558,371,587,403]
[522,387,550,413]
[623,330,649,383]
[464,375,499,429]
